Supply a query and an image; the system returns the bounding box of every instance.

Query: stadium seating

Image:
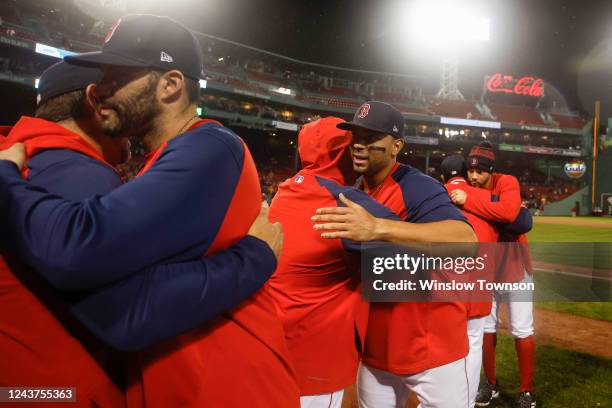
[0,2,104,52]
[398,105,432,116]
[550,113,587,129]
[302,82,360,99]
[326,87,359,98]
[372,91,416,104]
[245,70,287,88]
[0,0,592,202]
[1,27,38,42]
[299,95,361,109]
[488,103,547,125]
[207,76,270,96]
[204,63,234,76]
[429,98,483,120]
[521,183,582,206]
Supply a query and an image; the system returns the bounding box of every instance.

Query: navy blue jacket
[0,126,276,351]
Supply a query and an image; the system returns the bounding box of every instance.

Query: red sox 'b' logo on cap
[470,157,478,167]
[105,19,122,44]
[357,103,371,119]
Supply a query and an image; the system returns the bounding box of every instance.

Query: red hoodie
[125,119,300,408]
[445,176,497,318]
[0,116,114,178]
[0,117,125,407]
[462,173,532,283]
[267,117,370,395]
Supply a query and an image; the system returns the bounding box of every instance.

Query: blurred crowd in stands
[0,1,588,132]
[0,45,49,77]
[113,124,584,209]
[0,0,105,51]
[0,0,591,209]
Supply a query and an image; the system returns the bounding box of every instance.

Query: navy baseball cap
[440,154,467,180]
[37,60,102,106]
[337,101,405,139]
[65,14,204,80]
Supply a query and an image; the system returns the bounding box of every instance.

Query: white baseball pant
[300,389,344,408]
[466,316,486,408]
[357,358,470,408]
[484,272,534,338]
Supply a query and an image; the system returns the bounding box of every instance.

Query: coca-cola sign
[486,73,544,97]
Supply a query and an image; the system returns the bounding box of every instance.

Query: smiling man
[450,142,536,408]
[312,101,476,408]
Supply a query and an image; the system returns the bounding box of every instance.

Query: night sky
[82,0,612,116]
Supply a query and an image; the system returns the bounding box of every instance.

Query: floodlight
[406,0,490,44]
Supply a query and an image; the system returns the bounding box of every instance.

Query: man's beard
[471,178,487,188]
[352,163,368,175]
[100,76,161,139]
[353,157,385,176]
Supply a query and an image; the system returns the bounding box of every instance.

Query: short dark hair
[35,90,86,123]
[185,77,200,104]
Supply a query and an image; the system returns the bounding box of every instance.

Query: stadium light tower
[406,0,490,100]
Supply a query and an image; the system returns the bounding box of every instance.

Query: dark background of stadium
[131,0,612,117]
[4,0,612,117]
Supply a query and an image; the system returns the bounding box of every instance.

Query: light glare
[407,1,490,44]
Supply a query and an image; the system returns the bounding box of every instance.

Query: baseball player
[0,15,299,407]
[441,155,533,408]
[441,155,498,408]
[450,141,536,408]
[268,117,401,408]
[0,60,287,406]
[312,101,477,408]
[0,61,130,408]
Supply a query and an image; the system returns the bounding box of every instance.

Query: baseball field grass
[495,216,612,407]
[528,216,612,242]
[342,217,611,408]
[490,333,612,408]
[529,217,611,321]
[536,299,611,321]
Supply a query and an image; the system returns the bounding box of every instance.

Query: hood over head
[0,116,112,177]
[297,116,353,184]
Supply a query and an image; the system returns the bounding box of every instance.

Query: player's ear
[84,83,103,119]
[158,70,184,103]
[391,138,404,157]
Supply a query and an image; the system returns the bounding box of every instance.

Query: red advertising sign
[486,73,544,97]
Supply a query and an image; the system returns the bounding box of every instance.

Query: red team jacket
[268,118,370,395]
[0,117,126,407]
[362,163,470,375]
[445,176,498,318]
[462,173,532,283]
[125,120,300,408]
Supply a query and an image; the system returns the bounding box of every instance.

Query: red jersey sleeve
[463,174,521,223]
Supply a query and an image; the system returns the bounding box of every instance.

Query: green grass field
[528,222,612,242]
[488,334,612,407]
[536,216,612,224]
[527,218,612,320]
[484,217,612,407]
[536,301,612,321]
